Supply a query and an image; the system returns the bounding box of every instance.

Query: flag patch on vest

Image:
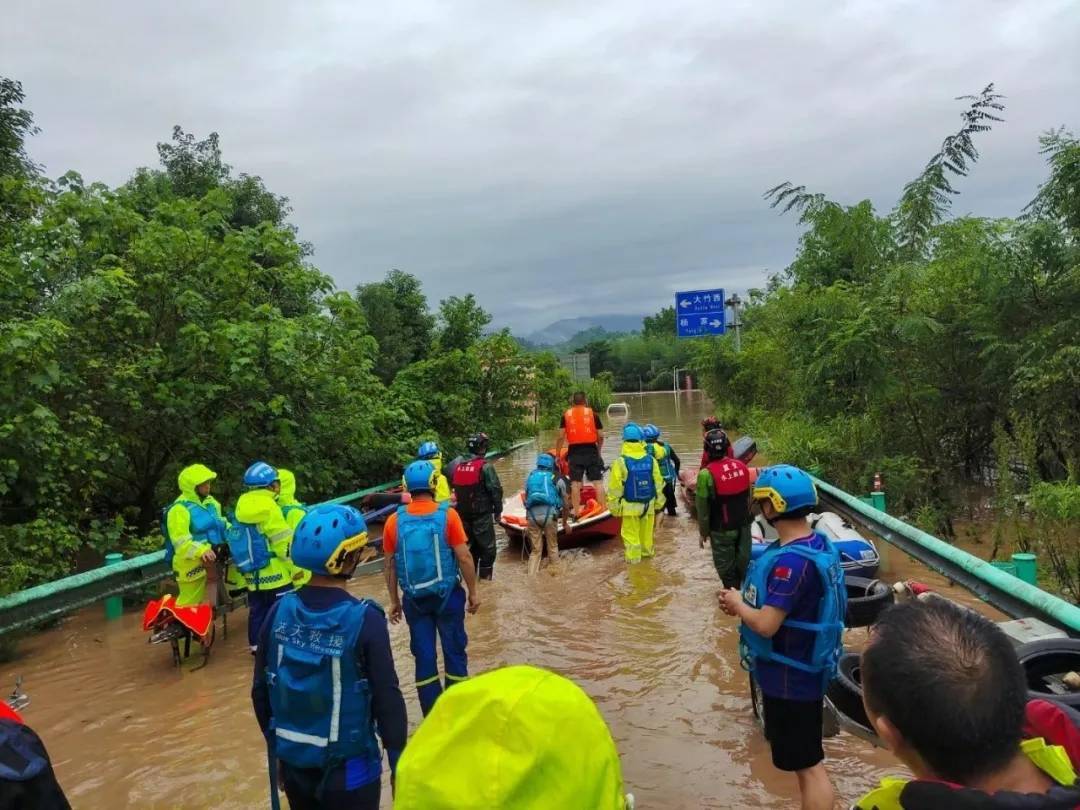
[773,566,792,581]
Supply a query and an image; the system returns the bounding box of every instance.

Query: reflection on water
[0,391,1006,808]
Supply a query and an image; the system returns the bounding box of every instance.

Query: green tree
[642,306,675,338]
[355,270,435,382]
[434,293,491,352]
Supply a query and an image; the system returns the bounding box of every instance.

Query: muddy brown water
[1,391,1007,808]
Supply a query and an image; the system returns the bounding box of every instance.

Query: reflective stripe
[445,673,468,682]
[268,530,291,542]
[330,655,341,744]
[276,727,328,748]
[415,674,441,687]
[277,645,284,668]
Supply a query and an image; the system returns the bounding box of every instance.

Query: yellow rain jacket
[607,440,666,517]
[277,469,311,587]
[854,737,1079,809]
[403,455,452,502]
[394,665,630,809]
[166,464,227,606]
[234,487,294,591]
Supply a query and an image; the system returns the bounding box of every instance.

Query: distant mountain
[524,314,645,346]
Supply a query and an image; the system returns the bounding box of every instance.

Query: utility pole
[725,293,743,352]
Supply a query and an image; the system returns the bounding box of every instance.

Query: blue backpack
[525,469,562,509]
[394,502,459,600]
[225,521,272,575]
[622,455,657,503]
[647,442,677,482]
[266,594,379,769]
[161,500,224,565]
[739,534,847,694]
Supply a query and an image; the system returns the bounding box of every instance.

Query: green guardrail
[0,439,536,636]
[814,476,1080,636]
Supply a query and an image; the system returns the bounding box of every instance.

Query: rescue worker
[162,464,227,608]
[556,391,607,518]
[643,424,680,517]
[252,503,407,810]
[448,432,503,581]
[232,461,294,652]
[607,423,666,564]
[0,700,71,809]
[696,429,753,587]
[719,465,845,810]
[524,453,571,575]
[277,468,311,588]
[394,665,633,809]
[385,461,480,716]
[415,441,452,502]
[699,416,731,466]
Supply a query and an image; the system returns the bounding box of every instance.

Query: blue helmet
[643,424,660,442]
[752,465,818,515]
[291,504,368,576]
[243,461,279,488]
[622,422,644,442]
[417,441,440,460]
[403,460,437,493]
[535,453,555,471]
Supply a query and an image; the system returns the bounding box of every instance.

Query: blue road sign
[675,288,726,338]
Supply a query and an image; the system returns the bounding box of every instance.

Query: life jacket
[394,502,459,601]
[621,455,657,504]
[740,534,846,694]
[705,458,751,531]
[226,521,273,577]
[854,736,1080,809]
[525,469,562,509]
[451,457,492,515]
[281,504,307,524]
[646,442,677,482]
[266,594,379,770]
[161,500,224,565]
[563,406,599,445]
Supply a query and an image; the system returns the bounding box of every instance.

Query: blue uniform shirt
[753,533,828,701]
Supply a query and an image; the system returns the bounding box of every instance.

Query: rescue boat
[499,484,621,550]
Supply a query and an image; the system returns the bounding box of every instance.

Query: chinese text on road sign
[675,289,726,338]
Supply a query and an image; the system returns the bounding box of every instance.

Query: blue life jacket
[394,502,459,601]
[622,455,657,503]
[524,469,562,509]
[226,520,272,575]
[161,500,225,565]
[739,534,847,694]
[646,442,676,482]
[266,594,379,769]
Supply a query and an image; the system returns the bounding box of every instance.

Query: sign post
[675,289,726,339]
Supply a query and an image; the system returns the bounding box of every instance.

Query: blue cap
[622,422,644,442]
[292,504,368,576]
[243,461,279,488]
[403,460,437,493]
[417,441,440,460]
[643,424,660,441]
[752,465,818,514]
[536,453,555,470]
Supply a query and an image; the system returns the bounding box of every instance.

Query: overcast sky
[5,1,1079,331]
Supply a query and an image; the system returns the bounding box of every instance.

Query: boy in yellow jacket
[607,423,666,563]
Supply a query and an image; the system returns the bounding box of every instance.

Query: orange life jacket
[563,406,599,445]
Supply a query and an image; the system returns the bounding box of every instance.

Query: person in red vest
[555,392,607,518]
[695,429,752,587]
[448,432,503,581]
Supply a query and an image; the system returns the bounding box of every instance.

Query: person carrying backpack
[644,424,680,517]
[414,441,452,502]
[523,453,571,575]
[448,432,503,581]
[384,461,480,716]
[277,468,311,588]
[696,429,753,588]
[607,423,666,564]
[252,503,407,810]
[162,464,228,608]
[231,461,295,652]
[719,465,845,810]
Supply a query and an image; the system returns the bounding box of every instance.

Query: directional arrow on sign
[679,299,691,308]
[709,319,722,327]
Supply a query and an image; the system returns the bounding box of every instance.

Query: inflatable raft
[751,511,881,579]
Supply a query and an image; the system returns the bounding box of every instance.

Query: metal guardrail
[815,477,1080,637]
[0,440,535,636]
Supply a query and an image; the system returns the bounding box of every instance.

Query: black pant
[282,766,380,810]
[460,512,497,580]
[662,480,677,515]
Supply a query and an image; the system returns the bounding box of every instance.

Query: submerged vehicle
[500,484,621,551]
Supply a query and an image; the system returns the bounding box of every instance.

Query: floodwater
[1,391,1006,808]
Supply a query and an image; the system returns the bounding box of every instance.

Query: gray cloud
[6,0,1079,329]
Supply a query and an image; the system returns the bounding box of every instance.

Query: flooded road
[1,391,1006,808]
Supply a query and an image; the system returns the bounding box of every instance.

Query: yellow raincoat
[234,487,293,591]
[166,464,227,607]
[277,469,311,587]
[607,440,666,563]
[403,454,452,502]
[394,665,630,809]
